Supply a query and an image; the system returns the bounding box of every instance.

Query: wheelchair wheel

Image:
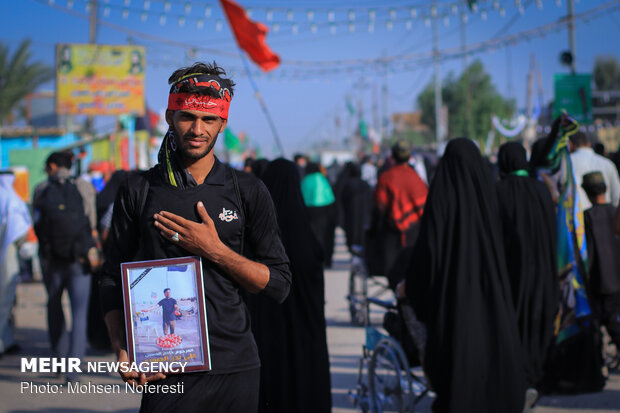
[368,337,413,413]
[349,261,369,326]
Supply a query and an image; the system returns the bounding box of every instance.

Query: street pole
[433,0,444,150]
[382,50,388,143]
[461,6,471,139]
[86,0,98,171]
[568,0,576,74]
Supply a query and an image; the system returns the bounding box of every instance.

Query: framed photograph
[121,256,211,373]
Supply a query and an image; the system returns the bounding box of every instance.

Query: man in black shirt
[100,62,291,413]
[157,288,178,335]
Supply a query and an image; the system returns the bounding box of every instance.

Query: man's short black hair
[164,288,171,294]
[569,131,590,148]
[168,61,235,98]
[582,171,607,198]
[46,151,72,169]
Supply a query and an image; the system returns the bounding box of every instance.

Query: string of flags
[52,0,568,34]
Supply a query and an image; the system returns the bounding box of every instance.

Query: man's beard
[174,133,218,160]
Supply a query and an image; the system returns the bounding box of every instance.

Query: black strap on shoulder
[229,165,245,256]
[138,173,150,220]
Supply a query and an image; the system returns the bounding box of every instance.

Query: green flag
[346,98,355,116]
[224,128,242,153]
[359,119,369,141]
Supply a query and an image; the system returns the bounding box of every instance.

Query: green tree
[417,60,514,142]
[593,56,620,90]
[0,39,53,125]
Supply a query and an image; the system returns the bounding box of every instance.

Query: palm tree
[0,39,54,126]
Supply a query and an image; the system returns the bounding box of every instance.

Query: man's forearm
[104,310,126,355]
[210,243,269,293]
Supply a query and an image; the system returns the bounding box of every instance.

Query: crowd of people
[1,61,620,413]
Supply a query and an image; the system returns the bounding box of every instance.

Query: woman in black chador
[246,158,331,413]
[496,141,559,391]
[402,138,526,413]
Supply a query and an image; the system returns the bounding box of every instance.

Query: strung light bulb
[266,9,273,21]
[307,10,314,21]
[178,16,185,27]
[386,20,393,30]
[431,5,437,17]
[246,8,252,18]
[311,23,317,33]
[348,10,355,21]
[160,13,166,25]
[424,17,430,27]
[124,0,130,6]
[410,7,417,18]
[103,6,110,17]
[389,8,396,19]
[328,10,335,22]
[164,1,170,12]
[122,8,129,19]
[461,13,468,23]
[536,0,543,10]
[368,23,374,33]
[185,2,191,14]
[287,10,293,21]
[67,0,73,8]
[143,0,150,10]
[499,7,506,16]
[85,1,91,12]
[197,18,204,28]
[556,0,561,6]
[348,23,355,32]
[273,23,279,33]
[330,23,336,34]
[369,9,375,20]
[451,5,458,15]
[481,11,487,20]
[216,19,222,31]
[444,16,449,26]
[493,1,499,10]
[406,20,412,30]
[292,23,298,34]
[205,6,211,17]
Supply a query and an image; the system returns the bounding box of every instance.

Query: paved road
[0,229,618,412]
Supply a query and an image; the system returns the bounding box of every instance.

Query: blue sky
[2,0,619,157]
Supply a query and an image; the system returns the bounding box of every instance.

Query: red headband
[167,73,232,119]
[167,93,230,119]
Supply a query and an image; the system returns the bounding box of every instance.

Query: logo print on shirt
[218,208,239,222]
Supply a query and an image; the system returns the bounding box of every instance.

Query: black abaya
[496,141,559,389]
[405,138,526,413]
[246,158,331,413]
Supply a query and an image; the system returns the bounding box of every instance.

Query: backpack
[35,178,94,260]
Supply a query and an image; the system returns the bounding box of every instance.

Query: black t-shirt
[585,203,620,295]
[100,158,291,374]
[158,297,177,322]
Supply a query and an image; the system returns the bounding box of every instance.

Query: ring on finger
[171,232,180,242]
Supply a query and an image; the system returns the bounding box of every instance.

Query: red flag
[219,0,280,72]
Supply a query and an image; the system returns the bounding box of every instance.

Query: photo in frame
[120,256,211,372]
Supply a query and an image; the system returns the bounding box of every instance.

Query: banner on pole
[56,44,146,116]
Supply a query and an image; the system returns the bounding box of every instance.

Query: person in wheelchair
[368,140,428,287]
[397,138,528,413]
